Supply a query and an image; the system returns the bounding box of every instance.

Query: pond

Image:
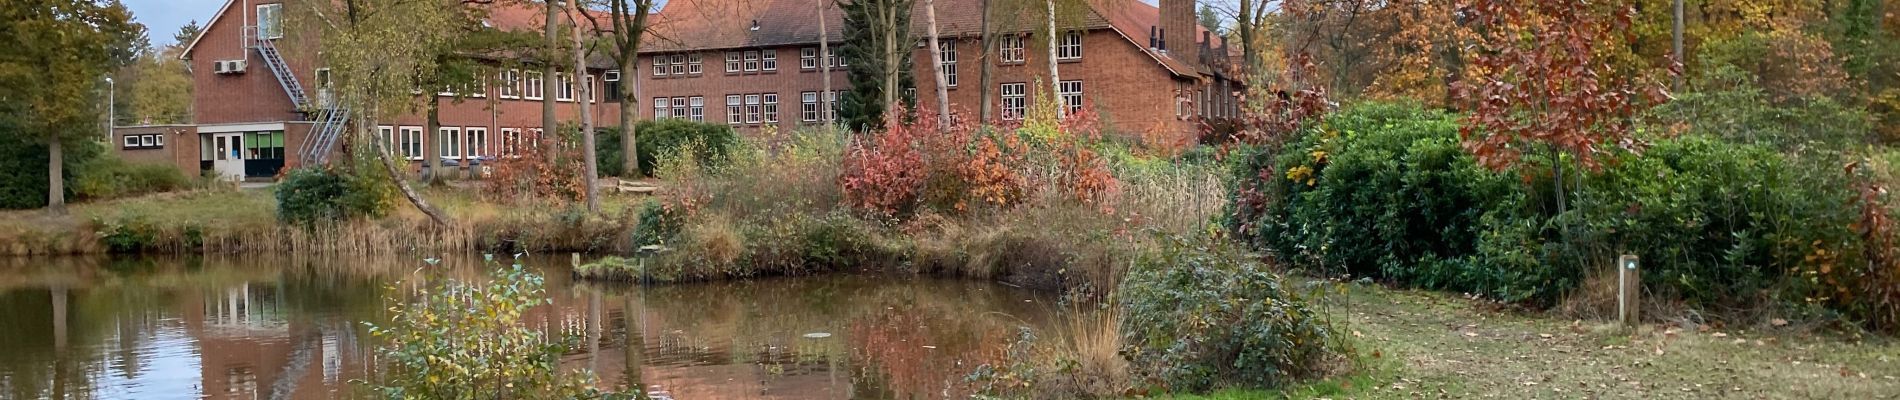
[0,254,1076,399]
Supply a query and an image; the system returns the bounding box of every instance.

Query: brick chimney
[1159,0,1198,62]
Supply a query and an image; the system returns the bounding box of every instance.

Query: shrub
[0,131,102,209]
[275,166,391,226]
[631,119,739,177]
[1119,233,1332,393]
[364,260,624,399]
[73,157,190,200]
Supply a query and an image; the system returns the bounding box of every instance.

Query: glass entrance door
[212,133,246,181]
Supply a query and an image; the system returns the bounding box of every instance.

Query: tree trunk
[978,0,995,123]
[376,130,451,226]
[925,0,950,130]
[1672,0,1684,91]
[820,0,834,128]
[425,97,442,184]
[881,5,899,117]
[47,138,65,213]
[1045,0,1062,118]
[620,55,639,177]
[573,12,599,212]
[543,0,562,165]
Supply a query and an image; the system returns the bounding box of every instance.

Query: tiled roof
[639,0,1230,78]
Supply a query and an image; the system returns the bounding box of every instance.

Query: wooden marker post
[1617,255,1641,327]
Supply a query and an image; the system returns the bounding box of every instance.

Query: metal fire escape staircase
[253,29,349,166]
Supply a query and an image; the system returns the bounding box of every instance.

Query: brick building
[639,0,1244,135]
[125,0,619,181]
[123,0,1239,181]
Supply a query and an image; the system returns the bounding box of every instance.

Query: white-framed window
[1000,82,1026,120]
[725,52,742,72]
[825,90,840,121]
[465,127,488,158]
[744,94,761,123]
[399,126,425,160]
[524,71,544,100]
[743,51,760,72]
[688,53,703,74]
[1001,35,1025,63]
[140,135,155,147]
[527,128,543,151]
[827,48,846,67]
[556,73,575,102]
[1058,80,1083,114]
[604,70,621,82]
[499,128,522,157]
[470,75,486,98]
[585,75,597,103]
[256,3,284,40]
[1057,31,1083,60]
[938,39,957,87]
[801,91,819,122]
[762,50,777,71]
[499,70,521,99]
[670,54,687,75]
[763,93,779,123]
[671,96,688,119]
[800,48,817,70]
[438,127,462,158]
[653,55,667,77]
[688,96,705,121]
[122,135,139,148]
[654,97,670,119]
[725,95,742,125]
[378,126,396,156]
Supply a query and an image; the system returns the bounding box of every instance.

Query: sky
[126,0,226,47]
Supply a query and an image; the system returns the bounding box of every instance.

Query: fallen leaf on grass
[1711,332,1728,338]
[1539,333,1553,339]
[1771,318,1789,327]
[1464,332,1479,338]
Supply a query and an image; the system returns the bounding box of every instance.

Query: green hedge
[1228,101,1861,313]
[275,162,394,225]
[593,120,740,177]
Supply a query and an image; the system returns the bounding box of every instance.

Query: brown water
[0,254,1069,399]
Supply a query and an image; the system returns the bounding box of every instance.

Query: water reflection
[0,254,1065,399]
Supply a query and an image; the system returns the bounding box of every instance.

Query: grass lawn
[1179,282,1900,399]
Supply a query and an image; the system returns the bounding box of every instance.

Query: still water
[0,254,1069,399]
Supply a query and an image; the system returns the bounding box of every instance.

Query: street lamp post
[105,77,114,134]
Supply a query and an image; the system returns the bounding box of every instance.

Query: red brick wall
[109,125,198,171]
[637,47,851,128]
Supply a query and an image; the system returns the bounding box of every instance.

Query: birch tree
[568,6,598,211]
[579,0,655,177]
[925,0,951,129]
[838,0,915,130]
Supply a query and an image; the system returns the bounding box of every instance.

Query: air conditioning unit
[213,60,247,74]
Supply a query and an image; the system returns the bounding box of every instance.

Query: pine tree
[838,0,915,131]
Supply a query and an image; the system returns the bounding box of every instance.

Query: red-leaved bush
[841,107,930,217]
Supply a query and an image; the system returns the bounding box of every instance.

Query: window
[801,92,819,122]
[399,127,424,160]
[671,96,688,119]
[245,131,285,160]
[123,135,139,148]
[379,126,396,156]
[438,127,462,159]
[499,128,522,157]
[256,4,284,40]
[604,71,622,102]
[762,50,777,71]
[826,91,840,121]
[743,51,760,72]
[763,93,779,123]
[155,134,164,146]
[801,48,818,70]
[688,53,702,74]
[585,75,597,103]
[726,95,742,125]
[744,94,761,123]
[556,73,575,101]
[670,54,687,75]
[1000,83,1026,120]
[827,48,846,67]
[499,70,521,99]
[654,97,670,119]
[604,70,621,81]
[466,127,488,158]
[688,96,705,121]
[524,71,544,100]
[1057,31,1083,60]
[725,52,742,72]
[938,39,957,87]
[1001,35,1025,63]
[653,55,666,76]
[1058,80,1083,114]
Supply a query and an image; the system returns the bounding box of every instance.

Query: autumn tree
[577,0,656,178]
[296,0,471,225]
[121,24,197,125]
[0,0,140,212]
[1454,0,1668,214]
